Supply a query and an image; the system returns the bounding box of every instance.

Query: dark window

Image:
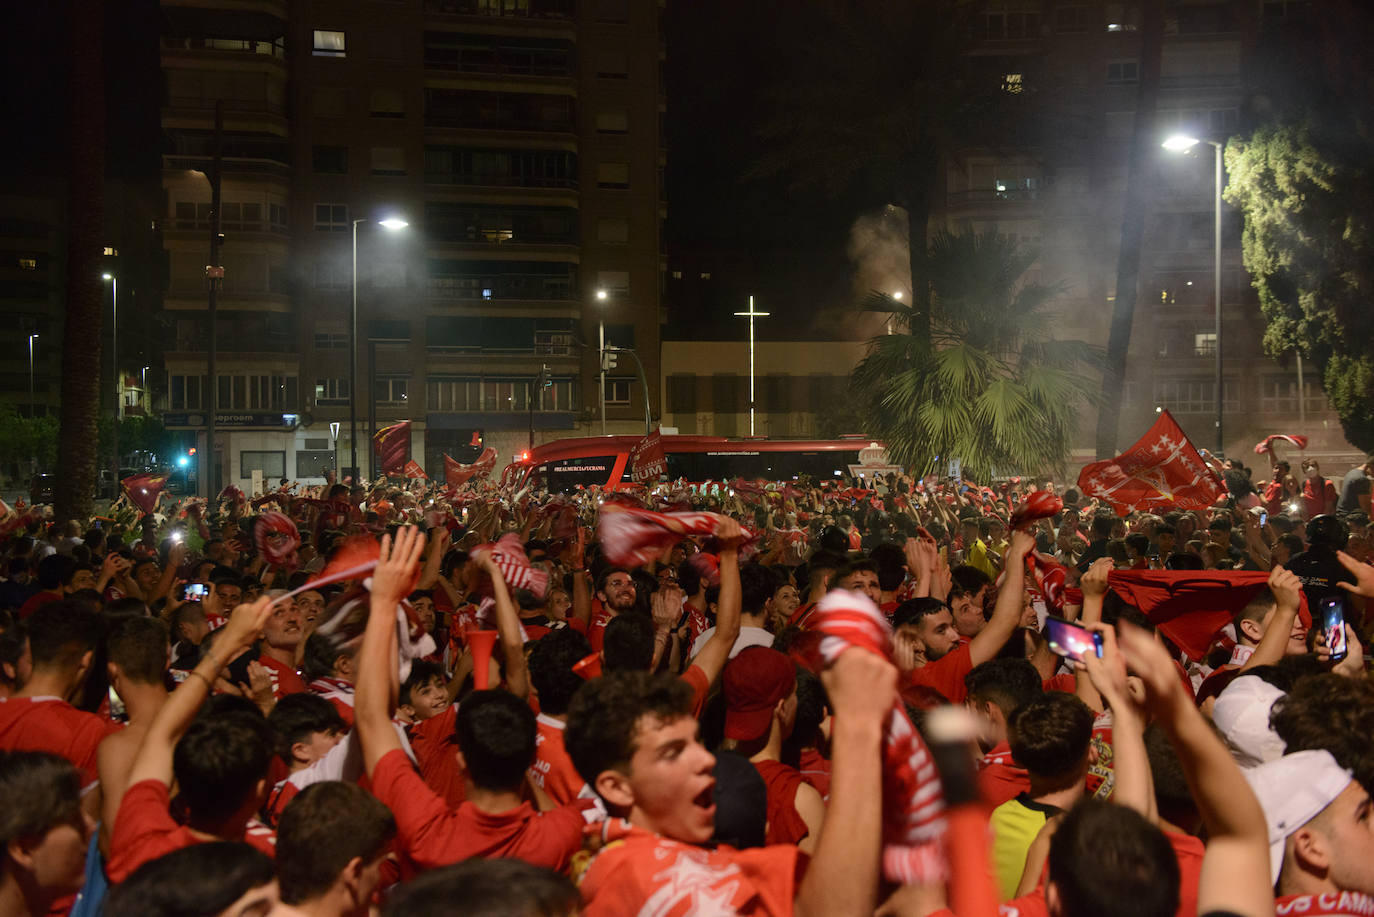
[312,145,349,173]
[424,88,575,132]
[666,375,696,414]
[241,450,286,477]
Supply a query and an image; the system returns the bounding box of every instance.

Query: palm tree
[54,0,105,523]
[852,231,1101,481]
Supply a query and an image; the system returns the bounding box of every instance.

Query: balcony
[160,36,286,61]
[429,273,576,301]
[423,0,574,20]
[164,155,291,179]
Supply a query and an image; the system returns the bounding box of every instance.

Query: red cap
[722,647,797,741]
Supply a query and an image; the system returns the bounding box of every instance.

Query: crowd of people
[1,453,1373,917]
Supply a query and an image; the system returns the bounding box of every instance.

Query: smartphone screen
[183,583,206,602]
[1319,597,1348,662]
[1045,615,1104,664]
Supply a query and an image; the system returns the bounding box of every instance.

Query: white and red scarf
[597,505,721,567]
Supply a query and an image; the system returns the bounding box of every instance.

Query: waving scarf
[597,504,722,567]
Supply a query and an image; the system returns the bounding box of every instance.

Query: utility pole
[206,100,223,500]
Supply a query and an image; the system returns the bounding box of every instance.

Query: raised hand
[374,527,427,607]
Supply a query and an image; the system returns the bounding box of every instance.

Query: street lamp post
[27,334,38,413]
[350,217,408,481]
[102,273,119,472]
[1163,134,1224,453]
[595,288,608,435]
[733,296,770,436]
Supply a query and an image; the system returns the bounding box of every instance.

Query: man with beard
[588,568,637,652]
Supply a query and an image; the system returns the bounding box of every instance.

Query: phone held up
[1046,615,1104,665]
[182,582,208,602]
[1318,596,1348,663]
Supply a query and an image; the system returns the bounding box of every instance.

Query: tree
[0,405,59,485]
[1225,119,1374,450]
[54,0,105,523]
[852,231,1100,480]
[1221,1,1374,451]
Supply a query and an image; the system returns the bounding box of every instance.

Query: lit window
[313,30,346,57]
[1194,332,1217,356]
[18,257,37,271]
[1003,73,1024,93]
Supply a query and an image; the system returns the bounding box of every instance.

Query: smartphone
[1319,596,1348,662]
[1045,615,1104,664]
[1259,510,1268,527]
[183,582,207,602]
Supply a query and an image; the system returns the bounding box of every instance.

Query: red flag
[254,511,301,569]
[121,472,170,515]
[469,430,483,448]
[598,504,723,567]
[1106,569,1311,660]
[1253,434,1309,456]
[629,429,667,484]
[1077,411,1225,515]
[372,421,411,476]
[444,448,497,488]
[402,460,427,480]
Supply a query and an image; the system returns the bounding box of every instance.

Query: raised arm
[1118,623,1273,917]
[356,528,427,776]
[567,528,592,631]
[686,517,744,688]
[1240,565,1301,672]
[416,526,450,590]
[478,552,531,700]
[124,597,272,789]
[968,530,1035,667]
[795,648,891,917]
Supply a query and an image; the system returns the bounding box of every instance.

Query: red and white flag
[471,533,548,597]
[402,460,427,479]
[1077,411,1225,515]
[373,421,411,476]
[444,448,497,488]
[598,504,722,568]
[1253,433,1308,456]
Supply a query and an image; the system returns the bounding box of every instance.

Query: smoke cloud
[847,204,912,304]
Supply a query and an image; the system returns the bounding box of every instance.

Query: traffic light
[601,348,618,372]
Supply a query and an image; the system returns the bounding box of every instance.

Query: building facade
[159,0,665,494]
[942,0,1360,467]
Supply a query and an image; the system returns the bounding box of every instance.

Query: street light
[351,216,408,480]
[102,273,119,471]
[1163,133,1224,453]
[27,334,38,414]
[595,289,609,434]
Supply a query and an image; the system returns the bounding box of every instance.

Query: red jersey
[681,664,711,719]
[977,741,1030,809]
[798,747,831,801]
[257,653,309,698]
[17,590,60,621]
[107,779,275,883]
[409,704,465,807]
[577,820,805,917]
[753,759,810,846]
[529,714,587,806]
[906,643,974,704]
[370,748,585,871]
[1276,892,1374,915]
[0,695,121,789]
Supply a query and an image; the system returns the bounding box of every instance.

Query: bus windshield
[530,455,618,491]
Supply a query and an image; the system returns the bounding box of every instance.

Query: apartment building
[941,0,1359,466]
[159,0,664,493]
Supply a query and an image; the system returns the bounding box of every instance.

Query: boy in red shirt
[526,627,594,805]
[355,529,586,873]
[963,658,1043,808]
[106,597,278,883]
[565,651,897,916]
[0,600,119,805]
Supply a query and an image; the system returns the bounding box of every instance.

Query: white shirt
[690,625,774,661]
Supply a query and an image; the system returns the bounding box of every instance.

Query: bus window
[539,455,618,493]
[665,449,865,483]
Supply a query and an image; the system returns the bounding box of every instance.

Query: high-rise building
[940,0,1359,466]
[159,0,664,493]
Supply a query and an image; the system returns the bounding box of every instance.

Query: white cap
[1243,749,1352,885]
[1213,675,1287,768]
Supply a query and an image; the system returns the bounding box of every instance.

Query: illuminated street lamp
[1163,133,1224,453]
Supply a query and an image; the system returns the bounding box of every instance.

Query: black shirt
[1285,546,1355,608]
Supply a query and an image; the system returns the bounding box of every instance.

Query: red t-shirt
[257,653,309,698]
[370,748,585,871]
[907,643,974,704]
[1302,477,1338,520]
[529,714,586,806]
[17,590,60,621]
[107,779,276,883]
[1275,892,1374,915]
[978,741,1031,810]
[799,747,831,801]
[753,759,810,846]
[1042,673,1077,694]
[681,664,711,719]
[578,820,806,917]
[0,696,121,789]
[409,704,465,807]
